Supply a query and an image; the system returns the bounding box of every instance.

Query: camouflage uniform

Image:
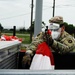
[51,31,75,54]
[22,16,75,68]
[25,32,45,56]
[25,31,75,55]
[25,16,75,55]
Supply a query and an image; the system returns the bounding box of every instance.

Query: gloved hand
[47,34,54,46]
[43,30,54,46]
[22,54,31,66]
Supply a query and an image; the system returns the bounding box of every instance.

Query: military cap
[49,16,63,24]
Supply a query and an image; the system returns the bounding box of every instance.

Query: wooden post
[13,26,16,36]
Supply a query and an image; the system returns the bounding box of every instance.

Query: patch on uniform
[68,40,72,43]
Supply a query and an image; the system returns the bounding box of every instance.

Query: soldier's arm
[51,38,75,54]
[26,32,44,56]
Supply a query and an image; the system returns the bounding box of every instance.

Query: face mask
[58,28,61,33]
[51,30,61,40]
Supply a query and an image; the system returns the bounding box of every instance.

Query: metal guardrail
[0,41,21,69]
[0,70,75,75]
[0,53,18,69]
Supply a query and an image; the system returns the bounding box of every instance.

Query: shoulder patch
[68,40,72,43]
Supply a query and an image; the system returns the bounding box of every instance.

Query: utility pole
[34,0,43,37]
[13,26,16,36]
[53,0,55,17]
[30,0,34,42]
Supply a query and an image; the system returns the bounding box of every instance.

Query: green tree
[63,22,74,35]
[63,22,68,32]
[68,24,74,34]
[19,27,26,33]
[73,26,75,37]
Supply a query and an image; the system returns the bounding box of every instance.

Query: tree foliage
[63,22,75,35]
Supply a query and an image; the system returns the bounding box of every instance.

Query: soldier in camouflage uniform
[49,16,75,53]
[22,16,75,68]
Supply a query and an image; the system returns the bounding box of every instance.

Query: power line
[0,12,31,20]
[0,4,75,21]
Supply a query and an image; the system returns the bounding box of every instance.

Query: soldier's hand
[22,54,31,65]
[43,31,53,46]
[46,34,53,46]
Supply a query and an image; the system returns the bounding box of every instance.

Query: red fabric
[20,50,26,52]
[36,42,54,65]
[1,34,22,42]
[47,29,52,35]
[10,36,22,42]
[3,35,11,41]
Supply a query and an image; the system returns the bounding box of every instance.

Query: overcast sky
[0,0,75,29]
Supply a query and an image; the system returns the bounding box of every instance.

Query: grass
[17,35,31,44]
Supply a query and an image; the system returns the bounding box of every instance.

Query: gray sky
[0,0,75,29]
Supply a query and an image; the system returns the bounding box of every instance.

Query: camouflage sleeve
[26,32,44,56]
[51,36,75,54]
